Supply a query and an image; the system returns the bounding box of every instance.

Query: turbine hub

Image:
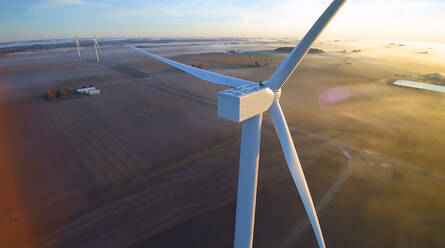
[272,88,281,102]
[217,84,274,123]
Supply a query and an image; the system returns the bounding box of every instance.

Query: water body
[394,80,445,93]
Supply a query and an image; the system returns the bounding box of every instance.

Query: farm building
[88,89,101,96]
[76,87,96,94]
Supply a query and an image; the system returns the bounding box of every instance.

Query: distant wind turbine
[75,36,82,58]
[93,35,101,62]
[129,0,346,247]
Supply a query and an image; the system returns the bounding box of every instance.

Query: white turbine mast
[75,36,82,58]
[129,0,346,247]
[93,34,101,62]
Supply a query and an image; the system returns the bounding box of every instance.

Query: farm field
[1,43,444,248]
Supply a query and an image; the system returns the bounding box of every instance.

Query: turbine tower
[129,0,346,247]
[75,36,82,58]
[93,35,101,62]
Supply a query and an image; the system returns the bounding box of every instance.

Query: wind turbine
[129,0,346,247]
[93,35,101,62]
[75,36,82,58]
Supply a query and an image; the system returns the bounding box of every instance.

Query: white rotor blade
[267,0,346,90]
[268,102,325,248]
[75,39,82,58]
[94,42,100,62]
[129,45,257,88]
[95,36,102,54]
[234,114,263,248]
[96,41,102,54]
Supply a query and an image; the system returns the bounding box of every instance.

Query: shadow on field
[107,64,151,79]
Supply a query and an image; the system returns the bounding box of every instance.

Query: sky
[1,0,445,43]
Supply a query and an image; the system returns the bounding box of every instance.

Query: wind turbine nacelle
[217,85,275,123]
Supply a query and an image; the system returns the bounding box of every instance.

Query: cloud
[34,0,87,10]
[23,0,445,42]
[90,0,445,41]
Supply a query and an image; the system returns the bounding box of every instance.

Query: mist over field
[0,36,444,247]
[1,1,445,247]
